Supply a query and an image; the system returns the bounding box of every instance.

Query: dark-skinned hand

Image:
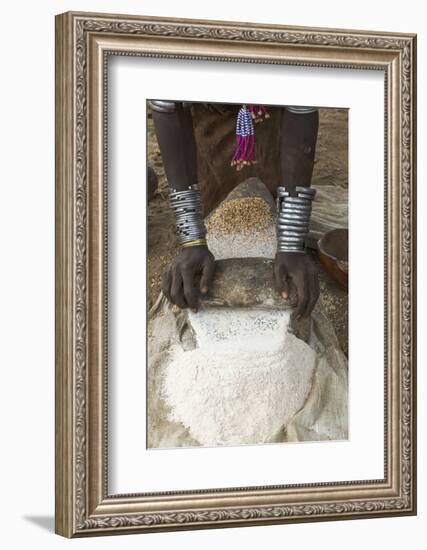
[274,251,320,319]
[161,245,215,312]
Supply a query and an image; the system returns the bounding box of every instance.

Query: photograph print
[147,100,349,449]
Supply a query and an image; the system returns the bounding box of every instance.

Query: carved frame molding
[55,11,416,537]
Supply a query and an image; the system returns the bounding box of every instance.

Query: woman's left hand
[274,251,320,319]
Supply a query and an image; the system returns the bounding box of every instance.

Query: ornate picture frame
[55,11,417,537]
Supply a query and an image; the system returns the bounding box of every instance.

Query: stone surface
[148,258,348,449]
[201,257,292,309]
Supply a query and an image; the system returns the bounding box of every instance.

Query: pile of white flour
[162,308,316,446]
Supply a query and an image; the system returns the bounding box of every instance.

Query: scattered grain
[206,197,274,236]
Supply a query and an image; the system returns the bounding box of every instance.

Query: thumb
[200,257,215,294]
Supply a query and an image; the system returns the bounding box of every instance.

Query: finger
[182,266,199,312]
[200,257,215,294]
[294,272,309,319]
[281,277,290,300]
[306,268,320,317]
[274,261,289,299]
[171,268,187,309]
[161,266,173,303]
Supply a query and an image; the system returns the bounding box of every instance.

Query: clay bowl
[318,228,348,291]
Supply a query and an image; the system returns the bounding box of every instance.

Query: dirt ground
[147,107,348,355]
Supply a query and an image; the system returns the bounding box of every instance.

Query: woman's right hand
[161,245,215,312]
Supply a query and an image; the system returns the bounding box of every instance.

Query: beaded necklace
[231,105,269,171]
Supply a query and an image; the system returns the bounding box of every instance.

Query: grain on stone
[206,197,274,236]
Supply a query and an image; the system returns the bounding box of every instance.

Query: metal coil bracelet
[276,185,316,253]
[168,184,207,246]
